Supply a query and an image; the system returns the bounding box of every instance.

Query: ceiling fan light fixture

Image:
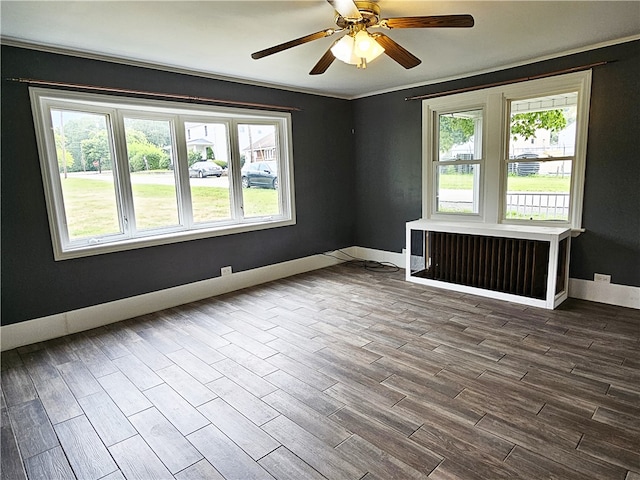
[365,35,385,61]
[353,29,372,57]
[330,29,384,68]
[330,34,355,63]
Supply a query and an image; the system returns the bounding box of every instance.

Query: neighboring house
[243,131,277,163]
[184,123,276,163]
[185,123,229,161]
[186,137,215,159]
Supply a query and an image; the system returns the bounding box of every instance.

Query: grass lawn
[61,178,121,239]
[439,173,570,192]
[60,177,279,238]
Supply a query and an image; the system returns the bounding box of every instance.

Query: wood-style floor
[2,263,639,480]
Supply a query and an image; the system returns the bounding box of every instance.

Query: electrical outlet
[594,273,611,283]
[221,266,232,276]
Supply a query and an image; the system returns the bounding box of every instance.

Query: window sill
[53,217,296,261]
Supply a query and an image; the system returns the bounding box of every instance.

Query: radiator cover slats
[418,232,551,300]
[406,221,571,309]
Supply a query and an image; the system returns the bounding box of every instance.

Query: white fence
[437,190,570,219]
[506,192,569,220]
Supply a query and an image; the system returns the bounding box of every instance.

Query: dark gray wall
[353,40,640,288]
[1,46,356,325]
[3,40,639,327]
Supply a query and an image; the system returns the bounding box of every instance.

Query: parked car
[189,161,223,178]
[512,153,540,176]
[241,161,278,189]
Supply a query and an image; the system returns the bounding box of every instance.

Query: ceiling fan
[251,0,474,75]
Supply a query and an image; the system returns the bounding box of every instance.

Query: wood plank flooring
[2,263,639,480]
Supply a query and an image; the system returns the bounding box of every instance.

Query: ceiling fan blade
[327,0,362,20]
[251,29,336,60]
[373,33,421,69]
[310,48,336,75]
[383,14,474,29]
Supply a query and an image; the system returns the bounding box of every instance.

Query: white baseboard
[569,278,640,310]
[0,248,355,352]
[2,247,637,351]
[351,246,405,267]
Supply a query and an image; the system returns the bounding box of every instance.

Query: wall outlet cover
[594,273,611,283]
[221,266,232,276]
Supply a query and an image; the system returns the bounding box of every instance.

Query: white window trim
[422,71,592,231]
[425,103,487,220]
[30,87,296,260]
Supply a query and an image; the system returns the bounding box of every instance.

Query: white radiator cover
[406,220,571,309]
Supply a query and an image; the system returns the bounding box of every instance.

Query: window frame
[431,106,486,218]
[30,87,296,260]
[422,71,591,231]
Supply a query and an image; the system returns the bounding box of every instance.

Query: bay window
[30,88,295,260]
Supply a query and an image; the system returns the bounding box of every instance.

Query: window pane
[509,92,577,158]
[34,89,295,259]
[238,124,281,217]
[436,164,480,214]
[438,109,483,161]
[185,122,232,223]
[505,160,571,221]
[52,109,121,240]
[123,118,179,230]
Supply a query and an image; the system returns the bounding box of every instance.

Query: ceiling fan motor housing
[335,1,381,28]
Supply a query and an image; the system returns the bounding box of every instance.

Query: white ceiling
[2,1,639,99]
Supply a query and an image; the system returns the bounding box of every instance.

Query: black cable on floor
[322,249,400,273]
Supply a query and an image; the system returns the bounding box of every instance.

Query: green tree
[54,131,74,172]
[438,110,569,154]
[122,128,170,171]
[206,146,215,160]
[439,116,475,153]
[127,141,170,171]
[125,129,148,146]
[510,110,567,140]
[56,146,74,172]
[55,115,105,172]
[81,131,111,171]
[124,126,172,171]
[125,119,171,147]
[188,150,203,166]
